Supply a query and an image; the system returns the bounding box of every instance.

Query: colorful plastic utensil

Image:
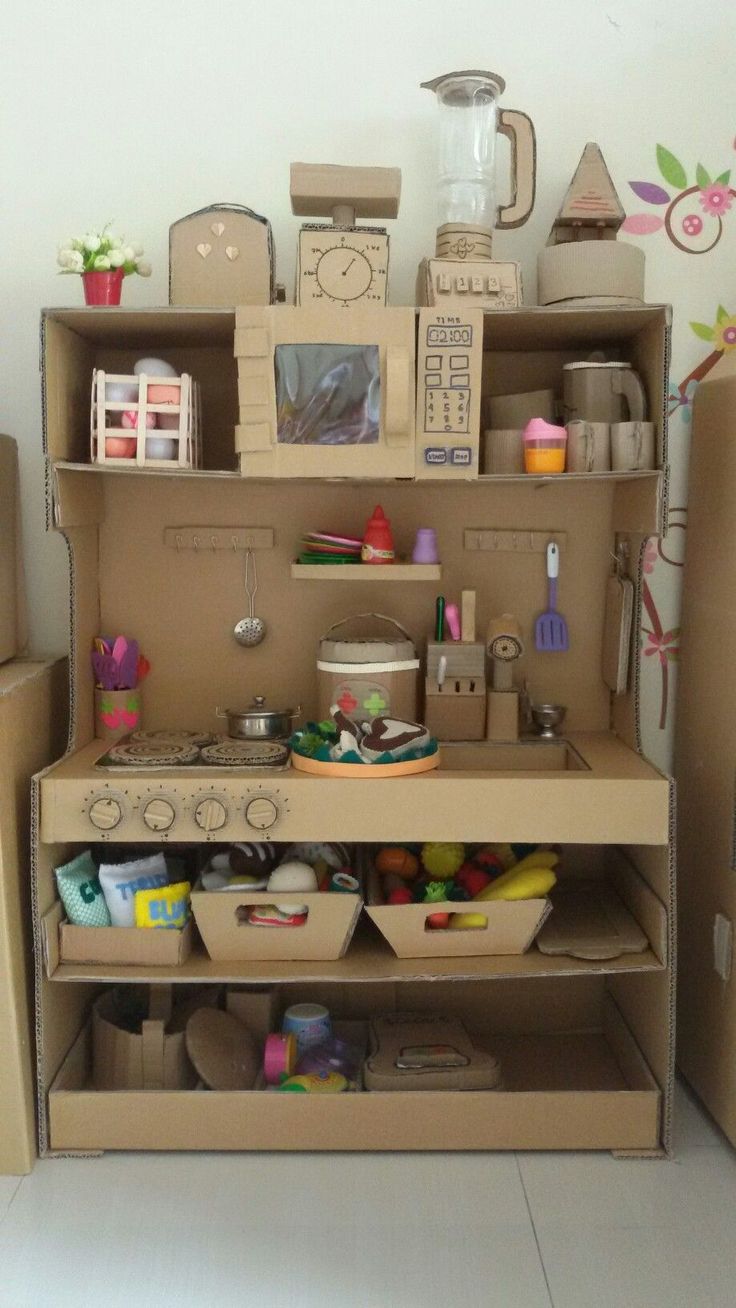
[91,652,118,690]
[118,639,139,689]
[535,542,569,652]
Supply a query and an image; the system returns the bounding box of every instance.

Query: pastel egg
[105,380,138,403]
[104,436,137,458]
[156,412,180,430]
[145,436,178,460]
[134,357,177,377]
[121,410,157,429]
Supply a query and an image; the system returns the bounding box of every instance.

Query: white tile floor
[0,1079,733,1308]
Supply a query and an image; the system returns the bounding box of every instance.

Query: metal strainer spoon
[234,548,266,647]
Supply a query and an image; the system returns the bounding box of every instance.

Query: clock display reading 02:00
[299,232,389,305]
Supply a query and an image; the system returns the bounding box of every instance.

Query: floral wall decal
[623,143,734,252]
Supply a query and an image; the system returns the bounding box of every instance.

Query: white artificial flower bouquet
[57,224,152,277]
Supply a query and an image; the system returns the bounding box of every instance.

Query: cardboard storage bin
[47,984,661,1152]
[366,867,551,959]
[191,887,362,962]
[42,903,193,971]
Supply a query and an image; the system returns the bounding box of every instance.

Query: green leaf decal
[656,145,687,190]
[714,170,731,185]
[690,321,716,341]
[695,163,712,189]
[717,305,731,324]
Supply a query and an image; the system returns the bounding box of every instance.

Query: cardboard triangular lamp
[548,143,625,244]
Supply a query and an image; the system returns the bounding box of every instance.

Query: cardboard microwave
[234,305,417,478]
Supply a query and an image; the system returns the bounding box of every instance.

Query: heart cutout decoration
[225,246,240,261]
[196,242,212,259]
[210,222,225,237]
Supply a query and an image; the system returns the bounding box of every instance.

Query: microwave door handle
[384,346,411,446]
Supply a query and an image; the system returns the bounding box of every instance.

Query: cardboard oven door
[235,306,416,478]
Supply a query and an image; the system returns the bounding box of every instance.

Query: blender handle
[497,109,537,229]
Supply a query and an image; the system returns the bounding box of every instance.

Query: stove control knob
[89,795,123,831]
[142,798,176,832]
[245,796,279,831]
[194,796,228,832]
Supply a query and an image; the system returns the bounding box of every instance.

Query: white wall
[2,0,734,765]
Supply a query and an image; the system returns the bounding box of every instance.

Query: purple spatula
[535,542,569,652]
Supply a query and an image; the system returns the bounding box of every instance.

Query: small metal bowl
[531,703,567,739]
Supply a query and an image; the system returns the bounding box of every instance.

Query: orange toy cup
[523,418,567,474]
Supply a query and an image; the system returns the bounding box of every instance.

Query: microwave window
[274,344,380,445]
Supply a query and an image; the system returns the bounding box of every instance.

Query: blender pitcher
[418,70,536,309]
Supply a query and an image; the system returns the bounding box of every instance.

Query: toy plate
[290,749,440,778]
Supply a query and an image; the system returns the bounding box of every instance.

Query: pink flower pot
[83,269,124,306]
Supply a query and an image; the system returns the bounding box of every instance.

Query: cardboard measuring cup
[566,421,611,473]
[563,362,646,424]
[610,421,656,471]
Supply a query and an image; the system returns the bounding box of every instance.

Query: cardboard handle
[497,110,537,229]
[612,369,646,422]
[321,612,413,642]
[384,347,411,446]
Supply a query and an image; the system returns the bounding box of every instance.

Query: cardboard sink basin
[439,739,589,773]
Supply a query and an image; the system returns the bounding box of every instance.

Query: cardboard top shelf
[47,921,664,986]
[480,304,670,351]
[42,307,236,348]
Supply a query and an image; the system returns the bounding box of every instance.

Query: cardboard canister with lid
[317,613,420,724]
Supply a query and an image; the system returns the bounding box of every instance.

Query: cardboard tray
[42,903,192,970]
[365,867,551,959]
[190,887,362,962]
[47,998,661,1152]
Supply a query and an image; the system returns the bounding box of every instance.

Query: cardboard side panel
[66,525,100,750]
[42,316,96,464]
[0,661,67,1173]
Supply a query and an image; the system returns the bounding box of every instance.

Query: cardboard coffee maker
[417,69,536,309]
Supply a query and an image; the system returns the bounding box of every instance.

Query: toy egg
[134,356,177,377]
[267,861,318,893]
[156,411,181,430]
[104,436,137,458]
[144,436,178,460]
[105,380,138,404]
[148,383,181,405]
[421,842,465,880]
[121,410,157,430]
[375,847,419,880]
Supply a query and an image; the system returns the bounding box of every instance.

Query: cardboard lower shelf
[290,562,441,581]
[48,1009,661,1152]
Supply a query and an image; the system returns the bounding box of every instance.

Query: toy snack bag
[55,850,111,927]
[98,853,168,927]
[135,881,191,929]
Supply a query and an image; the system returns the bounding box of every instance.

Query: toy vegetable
[421,842,464,879]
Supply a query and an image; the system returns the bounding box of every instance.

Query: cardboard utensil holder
[92,987,197,1090]
[94,688,141,741]
[57,914,193,969]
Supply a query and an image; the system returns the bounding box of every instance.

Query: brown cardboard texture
[550,142,625,241]
[47,984,661,1152]
[538,241,645,307]
[33,303,675,1156]
[0,660,67,1174]
[191,888,362,962]
[0,437,28,664]
[676,349,736,1147]
[92,988,199,1090]
[169,204,274,308]
[42,903,193,970]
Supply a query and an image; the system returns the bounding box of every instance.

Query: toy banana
[474,866,557,902]
[473,850,559,899]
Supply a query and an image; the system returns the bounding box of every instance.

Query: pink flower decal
[642,627,679,666]
[682,214,703,236]
[642,540,659,575]
[699,183,733,216]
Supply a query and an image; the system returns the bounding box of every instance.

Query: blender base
[417,256,523,310]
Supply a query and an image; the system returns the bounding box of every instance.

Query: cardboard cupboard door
[234,306,416,478]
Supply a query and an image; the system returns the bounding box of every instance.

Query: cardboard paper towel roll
[538,241,645,306]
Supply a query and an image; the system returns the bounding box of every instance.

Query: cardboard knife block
[424,675,486,741]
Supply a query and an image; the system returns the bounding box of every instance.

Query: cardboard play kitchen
[31,71,677,1155]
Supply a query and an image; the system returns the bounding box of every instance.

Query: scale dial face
[298,229,389,306]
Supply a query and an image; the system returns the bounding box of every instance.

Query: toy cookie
[364,1014,501,1091]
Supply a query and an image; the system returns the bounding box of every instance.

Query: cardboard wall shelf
[48,992,660,1153]
[290,563,441,581]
